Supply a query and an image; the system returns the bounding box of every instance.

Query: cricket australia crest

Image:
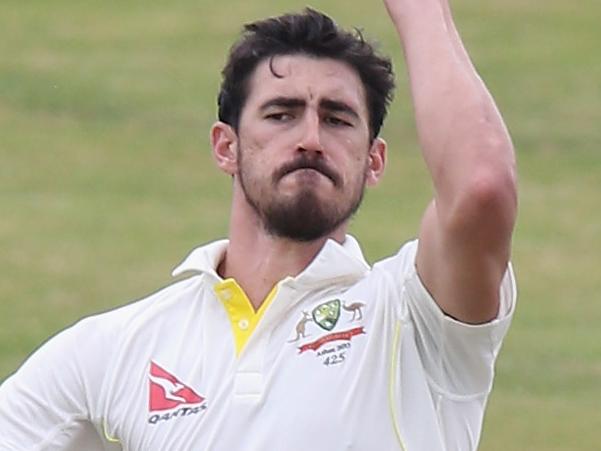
[312,299,341,331]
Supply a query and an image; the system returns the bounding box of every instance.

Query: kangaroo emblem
[343,301,365,321]
[288,311,313,343]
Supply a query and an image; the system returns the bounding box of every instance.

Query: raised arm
[384,0,518,323]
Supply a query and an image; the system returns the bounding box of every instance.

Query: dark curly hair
[217,8,395,141]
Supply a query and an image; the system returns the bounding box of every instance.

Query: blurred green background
[1,0,599,449]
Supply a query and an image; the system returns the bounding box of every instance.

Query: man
[0,0,517,450]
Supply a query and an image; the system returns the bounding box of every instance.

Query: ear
[210,121,239,176]
[365,137,386,186]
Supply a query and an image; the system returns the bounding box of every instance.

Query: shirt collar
[171,235,370,286]
[172,239,229,279]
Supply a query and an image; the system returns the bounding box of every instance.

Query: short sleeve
[377,240,517,397]
[0,319,114,450]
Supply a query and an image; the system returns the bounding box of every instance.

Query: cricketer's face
[220,54,385,241]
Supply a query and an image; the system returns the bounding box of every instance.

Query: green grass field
[1,0,599,449]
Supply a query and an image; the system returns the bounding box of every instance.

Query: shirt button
[238,319,249,330]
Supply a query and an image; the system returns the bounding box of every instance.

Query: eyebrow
[259,97,305,112]
[259,96,360,120]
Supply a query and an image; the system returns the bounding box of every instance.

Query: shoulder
[72,274,208,344]
[366,239,419,295]
[372,239,419,277]
[9,274,209,377]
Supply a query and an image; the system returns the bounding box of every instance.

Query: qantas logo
[148,361,207,424]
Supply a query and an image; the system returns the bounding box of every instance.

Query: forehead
[245,54,367,115]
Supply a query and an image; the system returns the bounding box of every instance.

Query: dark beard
[257,184,365,242]
[239,164,366,242]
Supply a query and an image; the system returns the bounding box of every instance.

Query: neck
[219,193,347,310]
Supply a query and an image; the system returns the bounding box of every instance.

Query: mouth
[276,159,340,186]
[289,167,327,178]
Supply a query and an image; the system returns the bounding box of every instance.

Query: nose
[297,110,323,154]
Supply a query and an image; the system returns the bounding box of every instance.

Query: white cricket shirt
[0,236,516,450]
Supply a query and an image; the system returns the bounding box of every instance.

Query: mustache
[274,155,341,186]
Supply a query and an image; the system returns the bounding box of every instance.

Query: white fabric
[0,237,516,451]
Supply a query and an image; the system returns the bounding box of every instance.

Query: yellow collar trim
[214,279,278,357]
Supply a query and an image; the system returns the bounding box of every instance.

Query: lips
[275,157,340,186]
[289,167,327,179]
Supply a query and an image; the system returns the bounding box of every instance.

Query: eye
[325,116,352,127]
[265,112,294,122]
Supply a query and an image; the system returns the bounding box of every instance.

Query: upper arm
[415,175,517,324]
